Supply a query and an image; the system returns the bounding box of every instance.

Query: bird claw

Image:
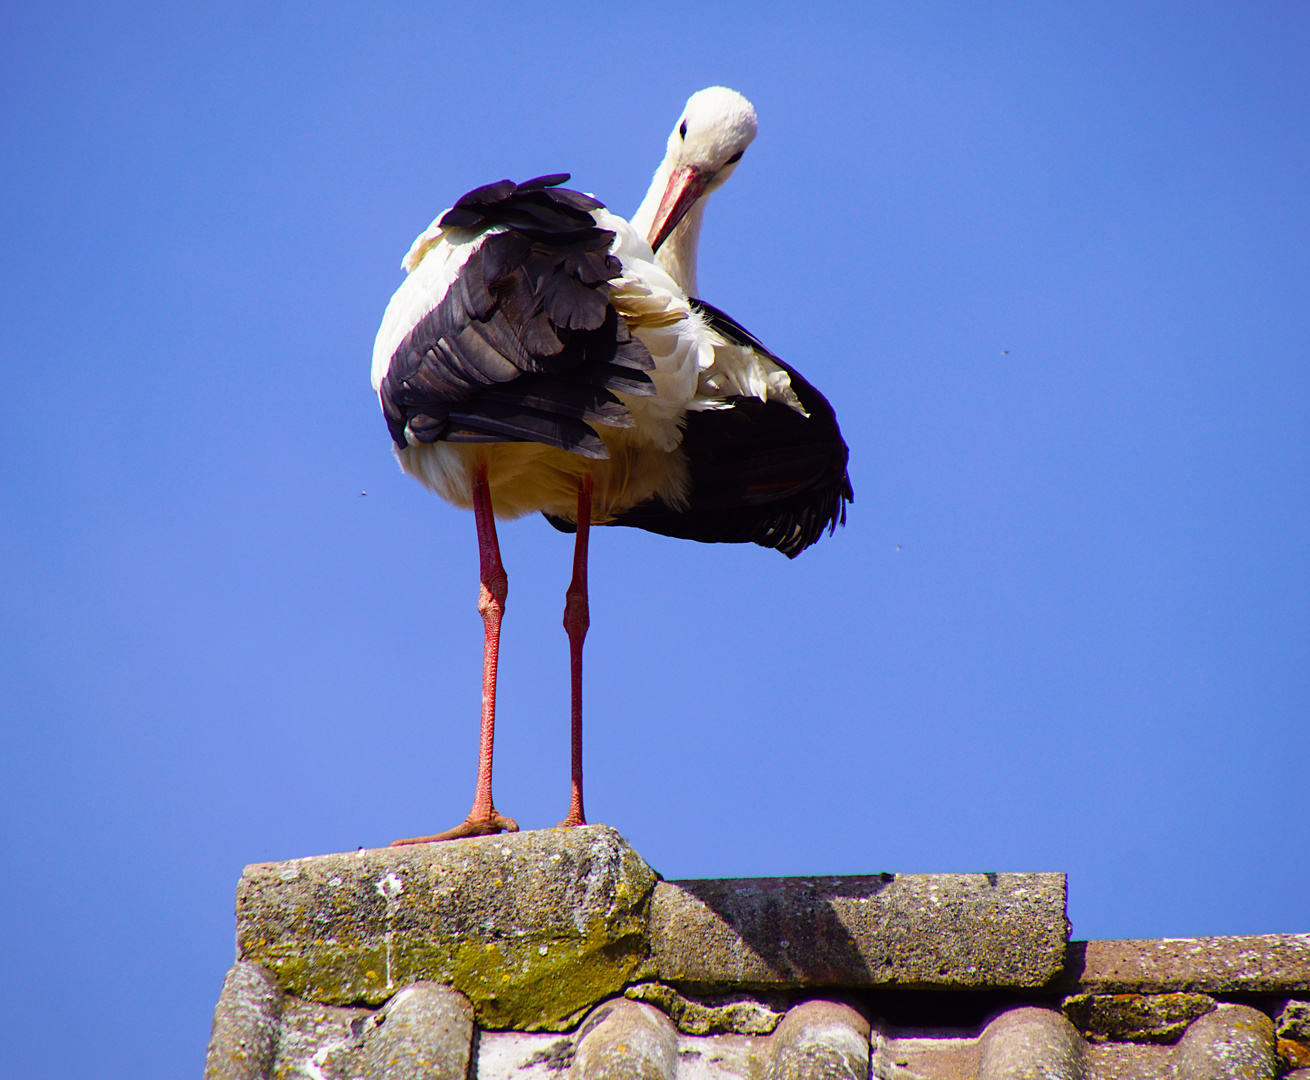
[390,811,519,845]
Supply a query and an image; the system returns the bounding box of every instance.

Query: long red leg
[558,476,592,828]
[392,462,518,845]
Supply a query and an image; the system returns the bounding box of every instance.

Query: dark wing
[586,299,853,558]
[379,175,655,460]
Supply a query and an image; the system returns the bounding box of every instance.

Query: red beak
[648,165,709,253]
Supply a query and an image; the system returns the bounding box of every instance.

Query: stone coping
[234,827,1069,1030]
[228,825,1309,1040]
[650,872,1069,989]
[1065,935,1310,994]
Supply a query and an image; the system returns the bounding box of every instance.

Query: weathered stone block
[236,825,658,1030]
[1071,934,1310,994]
[650,873,1068,988]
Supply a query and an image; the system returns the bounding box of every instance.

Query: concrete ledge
[232,828,1072,1030]
[1068,935,1310,994]
[236,825,658,1030]
[650,873,1069,989]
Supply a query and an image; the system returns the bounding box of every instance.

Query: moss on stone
[237,826,660,1031]
[1062,991,1217,1043]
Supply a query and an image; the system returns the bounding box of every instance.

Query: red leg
[392,462,518,845]
[558,476,592,828]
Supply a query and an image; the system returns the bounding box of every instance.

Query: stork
[372,88,852,844]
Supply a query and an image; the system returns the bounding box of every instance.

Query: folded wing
[374,175,656,461]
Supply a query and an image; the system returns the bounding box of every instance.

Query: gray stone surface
[266,984,472,1080]
[651,873,1068,988]
[624,982,786,1035]
[1172,1004,1276,1079]
[1061,991,1216,1043]
[269,995,372,1079]
[764,1001,870,1080]
[571,999,679,1080]
[977,1008,1085,1080]
[1070,934,1310,994]
[236,825,658,1029]
[204,962,285,1080]
[478,1030,581,1080]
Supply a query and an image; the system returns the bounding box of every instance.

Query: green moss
[246,915,651,1030]
[449,921,648,1030]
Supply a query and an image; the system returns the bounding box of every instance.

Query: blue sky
[2,2,1307,1077]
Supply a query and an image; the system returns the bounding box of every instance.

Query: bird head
[647,87,758,254]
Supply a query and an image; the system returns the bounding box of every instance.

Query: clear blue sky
[2,3,1306,1077]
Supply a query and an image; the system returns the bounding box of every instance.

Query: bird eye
[679,120,688,139]
[726,150,744,164]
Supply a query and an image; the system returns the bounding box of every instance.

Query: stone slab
[650,873,1068,989]
[1068,935,1310,994]
[236,825,658,1030]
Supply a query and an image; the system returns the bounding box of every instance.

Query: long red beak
[648,165,709,253]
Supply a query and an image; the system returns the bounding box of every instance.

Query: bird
[371,87,852,844]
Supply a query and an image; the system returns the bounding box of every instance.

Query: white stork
[371,88,852,844]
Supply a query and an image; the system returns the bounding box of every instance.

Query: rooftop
[205,825,1310,1080]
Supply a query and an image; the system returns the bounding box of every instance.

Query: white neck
[657,200,706,297]
[631,162,709,297]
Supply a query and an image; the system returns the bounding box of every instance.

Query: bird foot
[390,811,519,846]
[555,810,586,829]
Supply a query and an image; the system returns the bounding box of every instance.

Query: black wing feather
[598,299,853,558]
[379,175,653,456]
